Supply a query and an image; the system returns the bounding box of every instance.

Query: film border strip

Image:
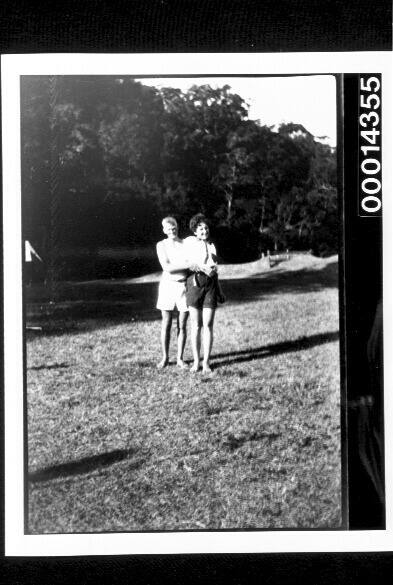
[358,74,382,217]
[344,73,384,529]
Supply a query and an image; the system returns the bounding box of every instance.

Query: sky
[136,75,337,147]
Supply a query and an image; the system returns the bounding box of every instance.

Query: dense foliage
[21,76,337,273]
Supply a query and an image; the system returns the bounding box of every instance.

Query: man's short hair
[162,216,177,227]
[189,213,209,233]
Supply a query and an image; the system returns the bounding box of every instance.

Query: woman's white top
[183,236,217,267]
[156,238,188,282]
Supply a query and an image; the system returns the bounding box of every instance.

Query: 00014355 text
[358,75,382,216]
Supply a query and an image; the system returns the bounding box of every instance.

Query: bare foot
[177,360,188,370]
[202,364,213,375]
[190,362,200,373]
[157,358,169,369]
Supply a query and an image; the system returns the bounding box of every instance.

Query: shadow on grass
[211,330,339,368]
[26,280,161,336]
[28,362,70,371]
[223,260,337,304]
[26,261,338,337]
[28,447,141,483]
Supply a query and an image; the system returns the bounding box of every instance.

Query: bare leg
[157,310,172,368]
[176,311,189,368]
[202,307,215,373]
[189,307,202,372]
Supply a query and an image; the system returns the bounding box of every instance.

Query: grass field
[26,254,342,532]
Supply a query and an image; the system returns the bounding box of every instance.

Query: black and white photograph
[1,52,391,555]
[21,72,341,533]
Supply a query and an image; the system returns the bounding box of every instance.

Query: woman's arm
[182,238,216,276]
[200,242,218,276]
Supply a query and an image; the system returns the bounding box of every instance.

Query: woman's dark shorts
[186,273,218,309]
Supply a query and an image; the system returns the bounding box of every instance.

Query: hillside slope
[128,253,338,283]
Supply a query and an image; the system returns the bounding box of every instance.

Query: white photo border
[2,52,392,556]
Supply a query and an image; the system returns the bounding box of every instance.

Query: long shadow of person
[28,448,143,483]
[211,330,339,368]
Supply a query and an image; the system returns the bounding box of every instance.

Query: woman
[184,214,225,374]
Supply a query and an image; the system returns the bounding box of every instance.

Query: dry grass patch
[27,263,341,532]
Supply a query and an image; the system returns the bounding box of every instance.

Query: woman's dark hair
[189,213,209,233]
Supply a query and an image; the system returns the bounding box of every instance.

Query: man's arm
[156,242,192,274]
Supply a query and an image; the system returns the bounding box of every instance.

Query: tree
[21,76,338,282]
[244,123,337,252]
[159,84,249,224]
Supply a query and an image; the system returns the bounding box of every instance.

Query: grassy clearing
[26,257,341,532]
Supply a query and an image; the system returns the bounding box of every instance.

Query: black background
[1,0,392,583]
[0,0,391,54]
[343,75,384,529]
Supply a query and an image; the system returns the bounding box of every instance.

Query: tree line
[21,76,337,277]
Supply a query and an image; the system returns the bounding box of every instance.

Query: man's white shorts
[156,279,188,312]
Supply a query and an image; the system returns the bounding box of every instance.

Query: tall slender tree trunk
[48,75,61,303]
[259,195,266,232]
[225,189,233,226]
